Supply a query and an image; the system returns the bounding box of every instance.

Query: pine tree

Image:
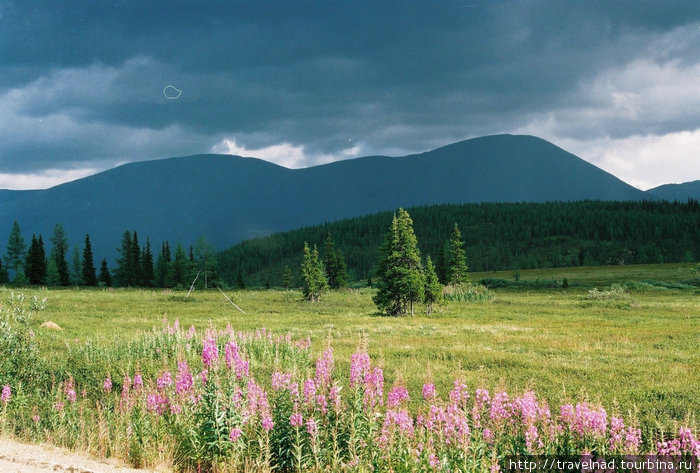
[171,243,189,287]
[155,242,172,287]
[436,243,448,284]
[446,223,469,285]
[373,209,425,316]
[323,233,348,289]
[423,255,442,315]
[50,224,70,286]
[194,235,218,288]
[116,230,133,286]
[0,259,9,284]
[46,257,60,286]
[235,267,246,289]
[282,265,294,290]
[25,234,47,285]
[130,231,142,286]
[140,238,154,287]
[70,246,83,286]
[6,221,26,282]
[301,242,327,302]
[82,234,98,286]
[98,258,112,287]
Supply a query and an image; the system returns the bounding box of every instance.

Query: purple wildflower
[1,385,10,404]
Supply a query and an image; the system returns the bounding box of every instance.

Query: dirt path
[0,437,165,473]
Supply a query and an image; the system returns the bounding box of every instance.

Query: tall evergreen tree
[282,265,294,290]
[446,223,469,285]
[155,241,172,287]
[235,267,246,289]
[423,255,442,315]
[5,221,26,282]
[116,230,134,286]
[0,259,8,284]
[98,258,112,287]
[324,233,348,289]
[82,234,98,286]
[194,235,218,288]
[301,242,327,302]
[45,257,60,286]
[435,243,448,285]
[140,238,155,287]
[50,224,70,286]
[25,234,47,285]
[70,246,83,286]
[130,231,142,286]
[373,209,425,317]
[171,243,189,287]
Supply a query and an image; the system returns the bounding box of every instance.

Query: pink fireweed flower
[363,366,384,410]
[146,392,169,415]
[53,401,64,412]
[303,378,316,407]
[513,390,539,426]
[186,325,196,339]
[483,428,495,443]
[175,361,194,395]
[387,385,409,408]
[475,388,490,406]
[678,426,696,453]
[271,371,293,391]
[422,383,436,400]
[609,417,625,451]
[262,416,274,431]
[32,414,40,423]
[490,391,511,424]
[224,340,238,369]
[350,351,371,388]
[306,417,318,436]
[525,425,539,452]
[1,385,10,404]
[329,385,342,412]
[121,375,131,401]
[624,427,642,453]
[449,380,469,406]
[156,371,173,391]
[314,347,334,389]
[560,404,575,426]
[133,373,143,391]
[229,427,242,442]
[573,402,607,437]
[290,412,303,427]
[64,378,77,403]
[103,377,112,393]
[202,336,219,368]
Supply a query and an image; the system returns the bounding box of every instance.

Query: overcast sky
[1,1,699,190]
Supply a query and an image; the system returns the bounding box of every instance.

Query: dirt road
[0,437,163,473]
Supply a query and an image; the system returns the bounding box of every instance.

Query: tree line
[1,223,218,289]
[218,199,700,286]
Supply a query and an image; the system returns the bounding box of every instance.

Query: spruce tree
[282,265,294,290]
[155,241,172,287]
[116,230,133,286]
[446,223,469,285]
[373,209,425,316]
[50,224,70,286]
[130,231,142,286]
[171,243,188,287]
[98,258,112,287]
[141,238,154,287]
[25,235,47,285]
[0,259,8,284]
[82,234,98,286]
[323,233,348,289]
[194,235,218,288]
[235,267,246,289]
[423,255,442,315]
[6,221,26,282]
[301,242,327,302]
[70,246,83,286]
[45,257,60,286]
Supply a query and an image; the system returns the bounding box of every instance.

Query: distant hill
[0,134,650,265]
[646,181,700,201]
[217,200,700,287]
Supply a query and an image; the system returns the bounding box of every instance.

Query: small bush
[443,283,494,302]
[586,283,627,300]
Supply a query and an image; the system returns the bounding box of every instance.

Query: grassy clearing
[14,263,699,434]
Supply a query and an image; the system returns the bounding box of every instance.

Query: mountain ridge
[0,134,692,264]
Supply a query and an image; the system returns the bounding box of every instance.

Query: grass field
[13,262,699,435]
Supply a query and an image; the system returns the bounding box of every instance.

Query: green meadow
[13,262,699,438]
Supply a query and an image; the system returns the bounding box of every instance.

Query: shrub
[443,283,494,302]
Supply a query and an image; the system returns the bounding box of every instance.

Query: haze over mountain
[0,134,686,264]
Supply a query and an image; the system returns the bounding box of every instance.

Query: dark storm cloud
[1,0,700,180]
